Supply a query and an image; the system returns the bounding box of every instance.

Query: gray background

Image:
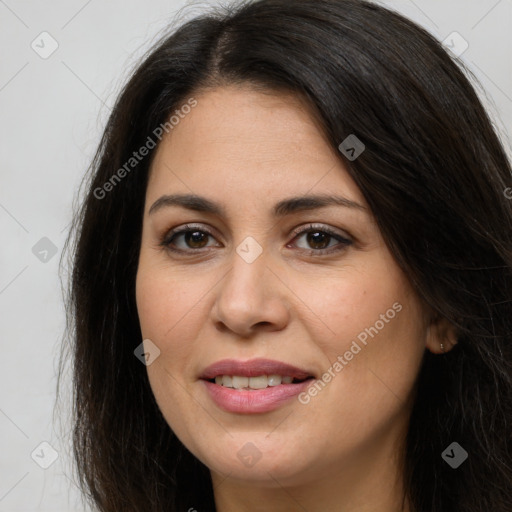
[1,0,511,510]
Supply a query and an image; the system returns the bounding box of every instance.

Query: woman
[61,0,512,510]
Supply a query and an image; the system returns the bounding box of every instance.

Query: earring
[440,342,445,353]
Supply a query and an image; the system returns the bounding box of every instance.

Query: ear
[425,312,458,355]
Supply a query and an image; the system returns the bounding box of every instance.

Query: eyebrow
[148,193,366,217]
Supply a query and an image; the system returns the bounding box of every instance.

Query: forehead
[146,85,367,212]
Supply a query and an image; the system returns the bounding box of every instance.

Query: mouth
[199,358,316,413]
[199,357,315,381]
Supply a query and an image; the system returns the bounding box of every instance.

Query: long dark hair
[59,0,512,510]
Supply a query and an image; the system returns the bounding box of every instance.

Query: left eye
[290,228,350,252]
[161,224,352,255]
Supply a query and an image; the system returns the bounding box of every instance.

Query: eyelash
[160,223,353,257]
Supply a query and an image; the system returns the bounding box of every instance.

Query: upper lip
[199,358,315,380]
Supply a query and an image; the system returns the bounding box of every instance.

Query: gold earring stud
[440,342,445,353]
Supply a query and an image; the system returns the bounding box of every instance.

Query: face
[136,85,430,489]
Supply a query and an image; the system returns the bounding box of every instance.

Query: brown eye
[305,231,331,250]
[289,224,353,255]
[184,230,209,248]
[161,224,219,253]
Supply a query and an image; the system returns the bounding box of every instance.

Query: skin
[135,85,457,512]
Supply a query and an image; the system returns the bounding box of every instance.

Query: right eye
[160,224,221,253]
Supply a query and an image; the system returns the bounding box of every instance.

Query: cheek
[295,264,426,407]
[135,262,203,392]
[136,260,204,345]
[324,286,421,356]
[135,264,207,449]
[291,263,414,351]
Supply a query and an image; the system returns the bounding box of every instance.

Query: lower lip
[201,378,314,414]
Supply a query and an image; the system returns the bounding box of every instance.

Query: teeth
[267,375,282,386]
[213,374,300,389]
[248,375,268,389]
[232,376,249,389]
[215,375,226,386]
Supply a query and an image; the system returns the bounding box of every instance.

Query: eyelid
[289,223,352,242]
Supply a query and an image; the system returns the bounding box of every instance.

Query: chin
[195,432,316,486]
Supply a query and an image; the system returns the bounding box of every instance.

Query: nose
[211,246,291,337]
